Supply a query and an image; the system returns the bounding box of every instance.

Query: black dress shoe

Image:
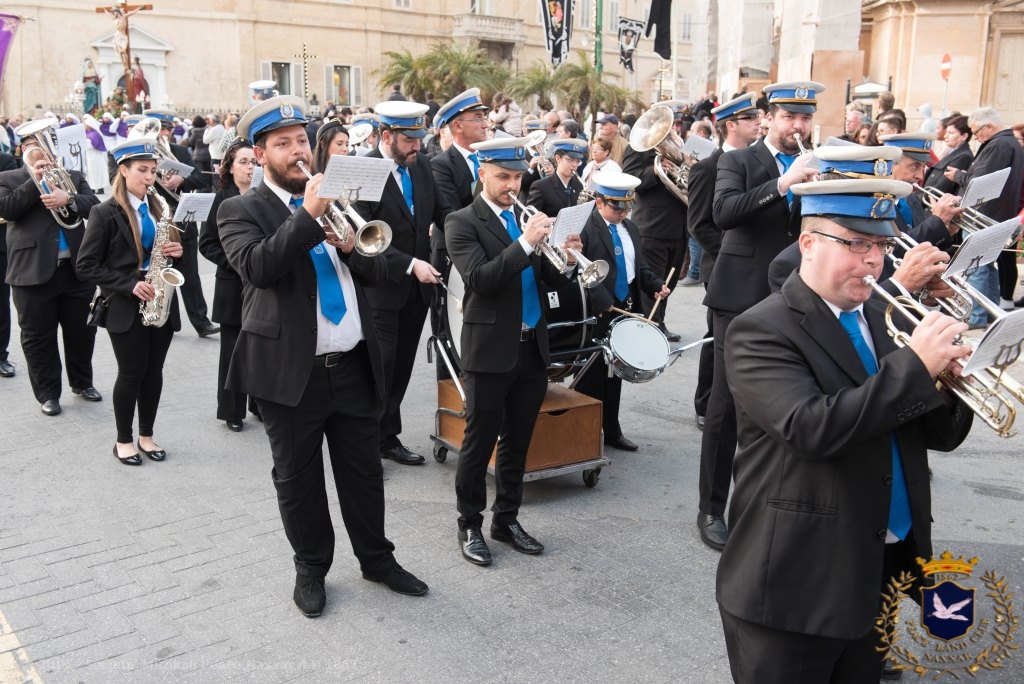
[226,420,243,432]
[293,574,326,618]
[361,561,428,596]
[0,360,14,377]
[604,434,638,451]
[196,323,221,338]
[137,441,167,462]
[40,399,62,416]
[698,513,728,551]
[113,445,142,466]
[458,527,492,566]
[658,323,682,342]
[491,521,544,555]
[695,414,705,431]
[72,386,103,402]
[381,444,425,465]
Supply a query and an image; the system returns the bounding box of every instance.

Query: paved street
[1,257,1022,683]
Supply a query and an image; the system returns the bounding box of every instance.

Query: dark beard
[388,138,415,168]
[265,159,306,195]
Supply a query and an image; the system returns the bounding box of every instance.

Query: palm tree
[376,49,429,101]
[506,61,558,111]
[375,43,508,104]
[553,51,645,138]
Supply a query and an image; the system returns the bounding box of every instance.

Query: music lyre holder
[182,210,196,224]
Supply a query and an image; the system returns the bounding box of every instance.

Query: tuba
[139,187,185,327]
[629,105,691,204]
[16,118,83,229]
[128,117,181,201]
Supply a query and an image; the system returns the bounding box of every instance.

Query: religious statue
[131,56,147,111]
[102,4,144,81]
[81,57,102,116]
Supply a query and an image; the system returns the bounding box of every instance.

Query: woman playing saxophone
[77,139,183,466]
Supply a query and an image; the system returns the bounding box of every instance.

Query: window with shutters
[323,64,363,107]
[259,61,304,98]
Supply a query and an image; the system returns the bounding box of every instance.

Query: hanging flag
[618,17,646,73]
[645,0,673,61]
[0,14,22,90]
[541,0,574,67]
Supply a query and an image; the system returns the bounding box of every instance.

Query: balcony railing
[452,14,522,44]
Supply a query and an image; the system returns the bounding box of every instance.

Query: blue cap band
[437,94,484,127]
[477,145,527,164]
[379,114,426,131]
[593,183,634,202]
[768,87,818,105]
[714,100,756,120]
[883,138,932,155]
[113,141,158,164]
[819,159,893,178]
[801,193,897,219]
[247,103,305,142]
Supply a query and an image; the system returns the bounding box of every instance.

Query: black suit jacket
[430,145,476,267]
[217,182,388,407]
[579,209,663,314]
[923,145,974,196]
[717,272,972,639]
[353,150,448,310]
[894,194,952,250]
[445,195,571,373]
[621,146,688,241]
[686,147,724,283]
[0,167,99,286]
[705,140,800,314]
[198,183,243,325]
[953,129,1024,222]
[77,197,181,333]
[525,172,583,218]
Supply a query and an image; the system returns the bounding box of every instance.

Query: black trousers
[371,289,428,450]
[107,311,174,443]
[0,249,10,361]
[693,294,714,417]
[10,264,96,402]
[639,236,684,324]
[255,342,396,578]
[456,339,548,530]
[573,307,630,439]
[698,308,738,516]
[997,249,1018,300]
[216,324,246,422]
[176,226,212,330]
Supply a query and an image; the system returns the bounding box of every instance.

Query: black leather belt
[314,351,347,367]
[520,328,535,342]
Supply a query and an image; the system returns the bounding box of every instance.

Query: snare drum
[604,316,670,383]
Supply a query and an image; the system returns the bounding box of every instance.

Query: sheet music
[158,157,195,178]
[552,201,595,245]
[681,134,715,161]
[172,192,216,223]
[961,167,1011,208]
[251,166,264,188]
[55,124,87,173]
[961,308,1024,377]
[944,217,1021,276]
[318,155,395,203]
[819,136,858,147]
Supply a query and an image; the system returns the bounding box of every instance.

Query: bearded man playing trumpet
[717,177,974,683]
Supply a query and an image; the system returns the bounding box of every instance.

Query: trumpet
[17,118,82,229]
[505,192,609,288]
[863,275,1023,437]
[294,161,392,256]
[793,132,811,155]
[912,183,1003,236]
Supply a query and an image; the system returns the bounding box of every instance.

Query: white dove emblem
[929,593,972,621]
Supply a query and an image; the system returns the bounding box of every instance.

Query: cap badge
[874,159,890,177]
[794,87,809,100]
[280,103,295,118]
[870,194,895,219]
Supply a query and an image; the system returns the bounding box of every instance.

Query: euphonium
[523,130,550,177]
[140,187,185,327]
[294,161,392,256]
[16,118,82,229]
[629,105,691,204]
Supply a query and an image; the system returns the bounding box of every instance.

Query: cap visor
[252,117,308,140]
[827,216,899,237]
[903,151,932,163]
[394,128,427,139]
[776,104,817,114]
[490,160,529,171]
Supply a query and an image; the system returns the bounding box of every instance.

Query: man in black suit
[525,138,586,215]
[353,101,449,466]
[218,95,428,618]
[0,122,101,414]
[696,82,821,550]
[444,136,580,567]
[141,109,219,338]
[0,151,19,379]
[687,93,761,432]
[717,178,973,682]
[574,171,668,451]
[879,134,961,250]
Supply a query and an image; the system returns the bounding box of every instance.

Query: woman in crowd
[580,137,622,193]
[198,141,258,432]
[77,139,183,466]
[924,115,973,195]
[313,117,350,170]
[488,92,522,136]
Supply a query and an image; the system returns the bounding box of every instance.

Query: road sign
[941,53,953,80]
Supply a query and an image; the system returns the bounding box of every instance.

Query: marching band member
[697,82,821,550]
[0,149,16,379]
[525,138,587,215]
[77,138,183,465]
[349,113,379,156]
[353,101,450,466]
[218,95,428,617]
[444,136,581,566]
[574,172,668,451]
[519,119,551,200]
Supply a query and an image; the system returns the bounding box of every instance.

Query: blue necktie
[57,229,68,252]
[838,311,912,540]
[138,202,156,269]
[292,196,347,324]
[897,198,914,227]
[608,223,629,302]
[501,210,541,328]
[777,152,797,206]
[397,166,414,215]
[468,152,480,180]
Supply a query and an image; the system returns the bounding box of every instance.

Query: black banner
[618,17,645,73]
[541,0,574,67]
[645,0,673,61]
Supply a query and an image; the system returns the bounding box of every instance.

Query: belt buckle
[324,352,341,368]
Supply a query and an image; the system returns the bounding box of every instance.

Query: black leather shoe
[362,561,428,596]
[881,664,904,680]
[604,434,638,451]
[137,441,166,462]
[658,323,682,342]
[40,399,62,416]
[0,360,14,377]
[196,323,221,338]
[72,386,103,402]
[698,513,728,551]
[226,420,243,432]
[293,574,326,618]
[490,521,544,555]
[695,414,705,431]
[458,527,492,566]
[113,444,142,466]
[381,444,425,465]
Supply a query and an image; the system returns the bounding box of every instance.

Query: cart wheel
[433,444,448,463]
[583,468,601,488]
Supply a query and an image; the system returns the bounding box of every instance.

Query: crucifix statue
[293,42,317,102]
[96,0,153,106]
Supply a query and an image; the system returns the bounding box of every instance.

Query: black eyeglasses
[811,230,894,255]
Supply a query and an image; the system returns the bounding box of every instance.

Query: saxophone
[139,186,185,327]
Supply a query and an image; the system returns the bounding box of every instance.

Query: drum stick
[647,267,675,323]
[611,306,647,319]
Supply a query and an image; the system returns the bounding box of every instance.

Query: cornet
[793,133,811,156]
[294,161,392,256]
[505,193,609,288]
[912,183,1001,235]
